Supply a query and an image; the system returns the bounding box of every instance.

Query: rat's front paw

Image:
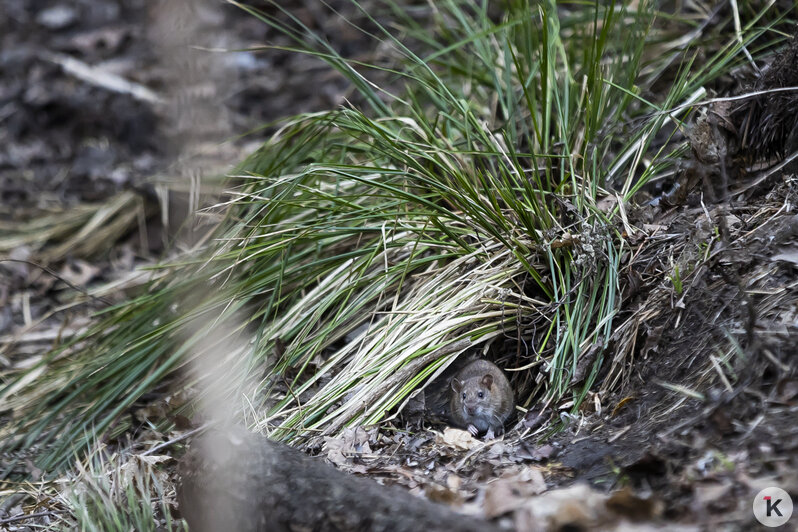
[467,424,479,436]
[484,428,496,440]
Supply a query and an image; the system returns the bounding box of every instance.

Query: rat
[449,359,514,439]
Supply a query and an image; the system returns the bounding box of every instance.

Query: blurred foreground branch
[178,427,500,532]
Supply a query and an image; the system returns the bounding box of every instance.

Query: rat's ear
[481,374,494,389]
[451,378,463,392]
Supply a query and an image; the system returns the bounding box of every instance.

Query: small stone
[36,5,78,30]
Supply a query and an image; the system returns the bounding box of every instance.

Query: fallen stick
[178,427,501,532]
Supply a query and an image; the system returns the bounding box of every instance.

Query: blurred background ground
[0,0,375,339]
[1,0,364,209]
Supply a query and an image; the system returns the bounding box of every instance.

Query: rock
[36,5,78,30]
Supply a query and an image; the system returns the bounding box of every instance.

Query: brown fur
[449,359,514,436]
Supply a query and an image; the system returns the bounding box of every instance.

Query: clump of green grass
[62,451,180,531]
[0,0,785,472]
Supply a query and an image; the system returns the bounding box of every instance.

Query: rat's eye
[478,391,484,399]
[462,392,466,400]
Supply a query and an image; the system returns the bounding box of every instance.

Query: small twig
[664,86,798,116]
[731,150,798,196]
[0,509,68,525]
[607,424,631,443]
[454,437,503,470]
[0,493,26,514]
[141,423,212,456]
[42,51,164,105]
[0,259,112,306]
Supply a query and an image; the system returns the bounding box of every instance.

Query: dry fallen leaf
[692,481,733,509]
[524,484,606,528]
[522,408,549,431]
[771,247,798,266]
[483,466,547,518]
[436,427,479,451]
[120,454,172,486]
[58,258,101,287]
[511,483,669,531]
[324,426,372,467]
[606,486,663,520]
[597,195,618,213]
[425,482,463,505]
